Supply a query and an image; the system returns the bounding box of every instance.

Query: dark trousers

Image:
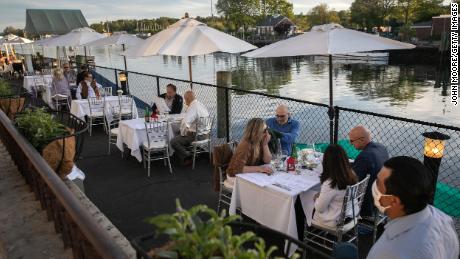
[294,196,306,240]
[170,133,195,162]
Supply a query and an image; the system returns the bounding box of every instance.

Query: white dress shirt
[76,80,102,99]
[367,205,459,259]
[313,179,353,227]
[180,99,209,136]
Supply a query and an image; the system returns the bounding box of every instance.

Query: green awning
[25,9,89,36]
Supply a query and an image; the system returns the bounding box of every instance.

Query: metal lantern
[422,131,450,204]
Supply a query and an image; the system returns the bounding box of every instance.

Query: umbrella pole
[328,54,334,144]
[122,43,129,94]
[84,46,88,66]
[188,56,193,89]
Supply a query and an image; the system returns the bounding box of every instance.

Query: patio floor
[76,127,375,258]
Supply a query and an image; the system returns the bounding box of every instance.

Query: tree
[2,26,24,37]
[260,0,294,18]
[414,0,447,22]
[307,4,341,27]
[216,0,260,30]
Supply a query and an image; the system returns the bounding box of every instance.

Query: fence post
[114,69,119,89]
[333,107,339,144]
[216,71,231,142]
[156,76,160,96]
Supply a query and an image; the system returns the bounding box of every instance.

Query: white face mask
[372,181,392,214]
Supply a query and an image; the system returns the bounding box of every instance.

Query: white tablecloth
[229,169,321,243]
[116,114,183,162]
[23,75,53,105]
[70,96,138,119]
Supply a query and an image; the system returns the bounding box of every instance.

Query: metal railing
[89,64,460,222]
[0,109,129,259]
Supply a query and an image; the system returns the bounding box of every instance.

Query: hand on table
[257,165,273,175]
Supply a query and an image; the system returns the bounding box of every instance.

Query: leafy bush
[15,108,68,150]
[0,80,13,96]
[146,200,295,259]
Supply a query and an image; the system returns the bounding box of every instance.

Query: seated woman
[51,68,71,97]
[152,83,183,114]
[76,71,102,99]
[313,144,358,227]
[226,118,273,187]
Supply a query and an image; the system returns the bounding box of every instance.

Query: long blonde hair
[242,118,266,162]
[53,68,64,81]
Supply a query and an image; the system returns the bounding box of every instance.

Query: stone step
[0,141,73,259]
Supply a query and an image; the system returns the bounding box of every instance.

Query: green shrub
[146,200,297,259]
[0,80,13,96]
[15,108,67,150]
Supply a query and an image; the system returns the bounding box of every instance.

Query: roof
[257,15,293,27]
[433,14,451,19]
[25,9,89,36]
[411,20,432,28]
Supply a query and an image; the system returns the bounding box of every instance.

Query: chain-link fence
[89,64,460,228]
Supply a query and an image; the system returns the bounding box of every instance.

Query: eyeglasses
[350,137,364,144]
[276,114,287,118]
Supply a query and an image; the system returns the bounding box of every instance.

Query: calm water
[37,45,458,126]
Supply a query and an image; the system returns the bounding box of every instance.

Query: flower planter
[0,95,26,119]
[15,109,88,178]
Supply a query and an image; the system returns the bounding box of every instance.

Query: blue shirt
[367,205,459,259]
[353,142,389,216]
[266,117,300,155]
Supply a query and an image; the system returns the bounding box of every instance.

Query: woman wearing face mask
[76,71,101,100]
[313,144,358,227]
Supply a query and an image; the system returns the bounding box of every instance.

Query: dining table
[23,74,53,106]
[70,95,138,119]
[116,114,184,162]
[229,159,323,254]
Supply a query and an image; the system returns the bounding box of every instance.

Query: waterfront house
[256,15,296,36]
[410,14,451,41]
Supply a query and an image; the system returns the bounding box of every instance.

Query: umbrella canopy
[0,34,33,44]
[243,23,416,143]
[123,18,256,57]
[243,23,415,58]
[84,32,144,47]
[36,27,105,46]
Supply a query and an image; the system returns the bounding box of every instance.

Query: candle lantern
[118,71,128,94]
[422,131,450,204]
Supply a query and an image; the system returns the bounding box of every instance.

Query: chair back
[119,95,133,115]
[195,116,213,139]
[33,75,45,87]
[145,121,169,147]
[214,141,238,185]
[87,97,105,116]
[102,87,112,96]
[337,174,370,228]
[105,105,121,129]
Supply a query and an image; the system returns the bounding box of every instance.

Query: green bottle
[291,144,298,161]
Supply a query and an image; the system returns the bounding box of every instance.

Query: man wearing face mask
[368,156,458,259]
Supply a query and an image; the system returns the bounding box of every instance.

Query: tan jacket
[226,140,264,177]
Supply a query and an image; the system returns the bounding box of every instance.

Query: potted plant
[15,108,82,177]
[0,80,26,119]
[134,200,300,259]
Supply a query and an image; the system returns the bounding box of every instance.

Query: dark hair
[320,144,358,190]
[166,84,177,92]
[80,65,87,70]
[83,71,93,79]
[383,156,432,215]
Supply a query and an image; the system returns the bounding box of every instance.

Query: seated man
[76,65,89,86]
[367,156,459,258]
[76,71,102,99]
[62,63,77,85]
[170,91,209,165]
[348,125,389,217]
[152,83,183,114]
[265,104,299,155]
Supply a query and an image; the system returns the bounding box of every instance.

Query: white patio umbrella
[84,32,144,71]
[123,17,257,86]
[36,27,106,64]
[243,23,416,142]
